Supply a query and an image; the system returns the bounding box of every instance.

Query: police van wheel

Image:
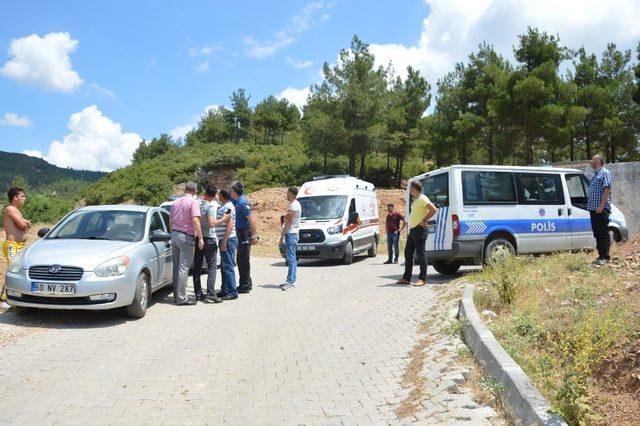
[343,241,354,265]
[609,227,622,243]
[484,237,515,264]
[432,260,461,275]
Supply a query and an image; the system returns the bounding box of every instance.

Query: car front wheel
[127,272,150,319]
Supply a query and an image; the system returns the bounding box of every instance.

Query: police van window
[462,171,516,204]
[515,173,565,205]
[160,210,171,231]
[419,172,449,206]
[566,174,588,209]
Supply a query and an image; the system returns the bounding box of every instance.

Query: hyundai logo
[48,265,62,274]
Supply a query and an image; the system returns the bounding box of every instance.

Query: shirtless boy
[2,187,31,309]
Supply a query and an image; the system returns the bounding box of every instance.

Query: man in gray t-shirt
[193,185,222,303]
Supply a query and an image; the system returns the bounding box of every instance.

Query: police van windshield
[299,196,348,220]
[419,172,449,207]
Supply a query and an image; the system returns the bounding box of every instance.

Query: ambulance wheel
[483,236,515,263]
[367,237,378,257]
[432,260,461,275]
[343,241,354,265]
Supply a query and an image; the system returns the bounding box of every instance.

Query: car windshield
[47,210,146,242]
[299,196,348,220]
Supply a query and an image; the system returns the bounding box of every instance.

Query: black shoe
[178,298,197,306]
[394,259,399,264]
[220,294,238,301]
[383,260,392,264]
[216,292,227,298]
[206,294,223,303]
[237,287,251,294]
[195,294,207,301]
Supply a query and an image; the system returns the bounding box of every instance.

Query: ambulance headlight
[327,225,343,235]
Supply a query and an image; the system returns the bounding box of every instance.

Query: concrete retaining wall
[554,161,640,237]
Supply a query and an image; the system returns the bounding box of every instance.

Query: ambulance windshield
[299,196,348,220]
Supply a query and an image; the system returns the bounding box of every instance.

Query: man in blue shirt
[230,181,258,293]
[587,154,613,265]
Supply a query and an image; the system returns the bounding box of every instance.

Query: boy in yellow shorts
[2,187,31,309]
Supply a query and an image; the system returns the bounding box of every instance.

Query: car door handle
[567,208,572,217]
[558,208,563,217]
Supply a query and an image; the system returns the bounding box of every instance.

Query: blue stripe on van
[460,218,594,236]
[433,207,448,250]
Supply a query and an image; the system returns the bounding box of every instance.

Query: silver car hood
[22,239,137,271]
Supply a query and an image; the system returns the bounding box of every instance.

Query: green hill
[0,150,106,192]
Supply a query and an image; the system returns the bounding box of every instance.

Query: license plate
[31,282,76,295]
[298,245,316,251]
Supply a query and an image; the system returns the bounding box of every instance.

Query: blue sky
[1,0,639,171]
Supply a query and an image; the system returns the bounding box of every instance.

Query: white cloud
[277,86,311,111]
[0,32,83,92]
[370,0,640,81]
[286,56,314,69]
[37,105,141,171]
[21,150,44,158]
[188,44,222,57]
[195,61,209,72]
[88,83,115,100]
[170,104,220,140]
[0,112,32,127]
[244,1,334,58]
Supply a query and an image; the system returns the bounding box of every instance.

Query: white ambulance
[280,175,380,264]
[406,165,629,274]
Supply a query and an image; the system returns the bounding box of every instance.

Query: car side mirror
[149,230,171,242]
[37,228,50,238]
[348,212,360,225]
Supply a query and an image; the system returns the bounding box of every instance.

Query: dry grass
[471,242,640,425]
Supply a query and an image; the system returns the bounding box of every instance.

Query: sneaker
[393,259,399,264]
[0,301,11,310]
[282,282,296,291]
[592,258,608,267]
[220,294,238,301]
[206,294,223,304]
[413,279,426,287]
[279,282,288,288]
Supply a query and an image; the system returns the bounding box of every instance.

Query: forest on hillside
[86,27,640,207]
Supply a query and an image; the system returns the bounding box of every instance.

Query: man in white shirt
[281,187,301,291]
[193,184,221,303]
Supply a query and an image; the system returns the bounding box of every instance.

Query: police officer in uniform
[230,181,258,293]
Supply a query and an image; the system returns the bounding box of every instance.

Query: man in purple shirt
[170,182,204,305]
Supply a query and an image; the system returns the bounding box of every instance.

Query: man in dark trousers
[397,181,437,287]
[587,154,613,266]
[384,203,406,264]
[230,181,258,293]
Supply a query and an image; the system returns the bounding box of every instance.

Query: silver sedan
[5,205,174,318]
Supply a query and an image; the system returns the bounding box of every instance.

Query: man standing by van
[384,203,405,264]
[193,184,222,303]
[280,187,301,291]
[397,181,437,286]
[588,155,613,265]
[170,182,204,305]
[2,187,31,309]
[230,181,258,294]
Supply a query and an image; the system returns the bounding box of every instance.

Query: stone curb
[458,284,566,426]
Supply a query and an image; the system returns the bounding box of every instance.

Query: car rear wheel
[367,236,378,258]
[127,272,150,319]
[484,236,515,264]
[343,241,354,265]
[432,260,461,275]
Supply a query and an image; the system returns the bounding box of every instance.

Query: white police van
[406,165,629,274]
[280,175,379,264]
